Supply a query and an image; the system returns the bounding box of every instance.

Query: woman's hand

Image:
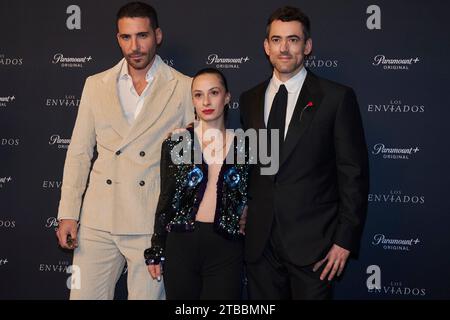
[148,263,163,281]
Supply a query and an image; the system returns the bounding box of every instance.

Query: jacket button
[115,150,121,155]
[139,151,145,157]
[139,180,145,186]
[106,179,112,185]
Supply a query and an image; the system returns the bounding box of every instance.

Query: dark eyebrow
[270,35,301,40]
[119,32,149,37]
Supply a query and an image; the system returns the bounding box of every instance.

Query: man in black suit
[239,6,369,299]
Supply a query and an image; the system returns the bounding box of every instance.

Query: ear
[225,92,231,105]
[116,32,121,43]
[155,28,163,45]
[304,38,313,55]
[264,38,270,56]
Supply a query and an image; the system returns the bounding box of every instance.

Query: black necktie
[267,84,288,151]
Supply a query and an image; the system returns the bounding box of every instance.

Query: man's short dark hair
[266,6,311,40]
[117,2,159,30]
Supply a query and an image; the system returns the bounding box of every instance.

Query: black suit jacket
[239,70,369,266]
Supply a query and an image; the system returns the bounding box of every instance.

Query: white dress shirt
[117,55,161,124]
[264,67,307,138]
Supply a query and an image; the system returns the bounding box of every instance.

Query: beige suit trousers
[69,225,164,300]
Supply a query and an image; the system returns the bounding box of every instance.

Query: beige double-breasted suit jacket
[57,57,194,235]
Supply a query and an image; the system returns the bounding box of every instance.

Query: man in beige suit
[55,2,194,299]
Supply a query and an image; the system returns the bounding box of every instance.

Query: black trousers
[246,230,332,300]
[163,221,244,300]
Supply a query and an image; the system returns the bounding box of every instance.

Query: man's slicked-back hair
[266,6,311,40]
[193,68,229,93]
[117,2,159,30]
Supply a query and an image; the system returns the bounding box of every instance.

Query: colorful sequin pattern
[145,129,251,265]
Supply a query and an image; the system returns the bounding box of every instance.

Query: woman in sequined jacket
[144,68,250,299]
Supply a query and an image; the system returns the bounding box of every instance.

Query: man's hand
[147,264,163,282]
[56,219,79,249]
[239,205,248,235]
[313,244,350,281]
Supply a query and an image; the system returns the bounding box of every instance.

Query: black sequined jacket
[144,128,250,265]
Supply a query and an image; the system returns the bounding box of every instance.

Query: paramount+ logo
[0,95,16,107]
[206,54,250,69]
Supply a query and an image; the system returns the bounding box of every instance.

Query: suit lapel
[279,71,323,167]
[120,61,177,148]
[251,80,270,130]
[101,59,130,138]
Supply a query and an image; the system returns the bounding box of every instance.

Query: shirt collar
[270,66,307,94]
[119,54,161,82]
